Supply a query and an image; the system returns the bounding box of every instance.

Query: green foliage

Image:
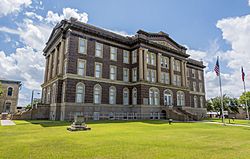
[0,83,3,96]
[1,120,250,159]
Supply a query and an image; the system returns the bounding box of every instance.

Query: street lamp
[30,90,41,109]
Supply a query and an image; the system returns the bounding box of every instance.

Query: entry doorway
[161,110,167,120]
[4,102,11,113]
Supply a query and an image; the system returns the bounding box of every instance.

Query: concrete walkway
[0,120,16,126]
[204,121,250,128]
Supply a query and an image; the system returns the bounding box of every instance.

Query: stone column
[47,54,53,81]
[44,57,49,82]
[181,60,186,87]
[143,49,148,81]
[58,40,65,75]
[53,46,59,77]
[170,57,174,85]
[139,48,144,81]
[157,53,162,83]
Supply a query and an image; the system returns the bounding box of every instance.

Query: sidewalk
[204,121,250,128]
[0,120,16,126]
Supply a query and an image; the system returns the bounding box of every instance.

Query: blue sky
[0,0,250,106]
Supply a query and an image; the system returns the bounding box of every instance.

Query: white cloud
[46,8,88,25]
[25,11,44,21]
[0,0,32,17]
[249,0,250,6]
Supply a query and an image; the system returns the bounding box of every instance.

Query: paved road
[0,120,16,126]
[204,121,250,128]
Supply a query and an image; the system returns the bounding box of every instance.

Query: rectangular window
[147,69,156,83]
[123,50,129,64]
[77,59,86,76]
[79,38,87,54]
[63,60,67,75]
[186,68,190,77]
[132,68,137,82]
[192,69,196,78]
[193,82,197,92]
[123,68,129,82]
[161,72,170,84]
[151,53,156,65]
[95,42,103,57]
[199,83,203,92]
[177,75,181,86]
[132,50,137,64]
[146,52,151,64]
[110,47,117,61]
[198,71,202,80]
[110,65,117,80]
[173,75,177,86]
[187,80,190,88]
[95,63,102,78]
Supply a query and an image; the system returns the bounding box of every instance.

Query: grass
[0,120,250,159]
[208,118,250,125]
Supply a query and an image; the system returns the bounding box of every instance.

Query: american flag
[242,67,245,82]
[214,58,220,76]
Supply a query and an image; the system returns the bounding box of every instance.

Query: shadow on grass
[21,119,171,127]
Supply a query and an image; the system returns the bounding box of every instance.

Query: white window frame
[123,88,129,105]
[95,62,102,78]
[164,89,173,106]
[77,59,86,76]
[200,96,204,108]
[123,50,129,64]
[132,68,137,82]
[149,87,159,106]
[94,84,102,104]
[95,42,103,58]
[132,50,137,64]
[177,91,185,106]
[76,83,85,103]
[110,47,117,61]
[79,38,87,54]
[110,65,117,80]
[132,87,137,105]
[161,72,170,84]
[109,86,116,104]
[123,68,129,82]
[199,83,203,92]
[194,96,198,108]
[193,82,197,92]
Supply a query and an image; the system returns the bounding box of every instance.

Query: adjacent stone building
[0,79,21,113]
[41,18,206,121]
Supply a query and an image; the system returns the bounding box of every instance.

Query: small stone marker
[67,115,91,131]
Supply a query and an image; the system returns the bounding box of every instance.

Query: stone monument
[67,115,91,131]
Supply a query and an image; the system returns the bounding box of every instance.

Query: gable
[152,40,179,51]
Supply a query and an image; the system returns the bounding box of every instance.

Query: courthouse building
[41,18,206,121]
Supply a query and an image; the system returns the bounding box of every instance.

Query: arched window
[164,89,173,106]
[132,87,137,105]
[177,91,185,106]
[46,87,51,104]
[7,87,13,96]
[109,86,116,104]
[76,83,85,103]
[194,96,198,108]
[123,87,129,105]
[94,84,102,104]
[200,96,204,108]
[149,87,159,105]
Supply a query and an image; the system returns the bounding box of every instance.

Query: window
[193,82,197,92]
[177,91,185,106]
[77,59,86,76]
[110,47,117,61]
[46,87,50,103]
[173,75,181,86]
[79,38,87,54]
[123,50,129,64]
[109,86,116,104]
[42,88,46,103]
[94,84,102,104]
[147,69,156,83]
[198,71,202,80]
[76,83,85,103]
[110,66,117,80]
[132,88,137,105]
[161,56,169,68]
[186,68,190,77]
[194,96,198,108]
[61,82,65,103]
[161,72,170,84]
[123,88,129,105]
[192,69,196,78]
[132,50,137,64]
[200,96,204,108]
[149,87,159,105]
[199,83,203,92]
[95,42,103,57]
[174,60,181,71]
[95,63,102,78]
[52,83,56,103]
[123,68,129,82]
[187,80,190,88]
[164,89,173,106]
[7,87,13,96]
[64,60,67,75]
[147,52,156,65]
[132,68,137,82]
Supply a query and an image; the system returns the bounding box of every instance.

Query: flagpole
[218,56,225,125]
[243,78,250,120]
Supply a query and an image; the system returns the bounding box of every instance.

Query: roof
[187,58,206,68]
[0,79,22,85]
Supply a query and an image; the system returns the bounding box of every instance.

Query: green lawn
[1,120,250,159]
[208,118,250,125]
